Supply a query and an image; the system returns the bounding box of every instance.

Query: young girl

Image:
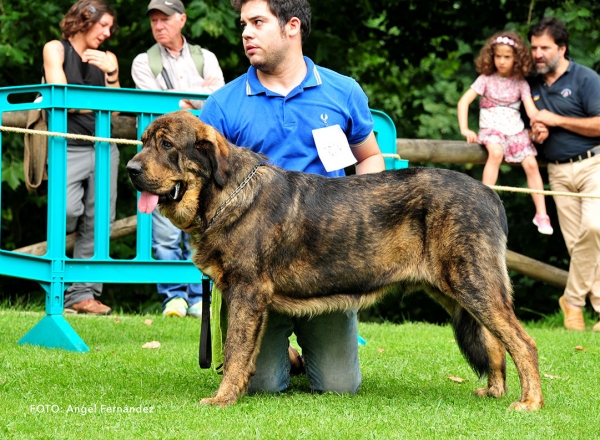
[457,30,553,235]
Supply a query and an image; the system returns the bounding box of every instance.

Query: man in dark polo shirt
[528,17,600,332]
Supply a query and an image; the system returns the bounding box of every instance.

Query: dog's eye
[161,140,173,151]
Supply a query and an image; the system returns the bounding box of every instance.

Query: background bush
[1,0,599,320]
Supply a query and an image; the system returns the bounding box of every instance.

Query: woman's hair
[475,30,533,78]
[60,0,118,40]
[231,0,312,44]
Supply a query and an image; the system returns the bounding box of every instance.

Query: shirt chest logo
[560,88,572,98]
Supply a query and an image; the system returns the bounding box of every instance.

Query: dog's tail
[451,306,489,378]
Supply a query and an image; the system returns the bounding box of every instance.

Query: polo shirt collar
[245,56,322,96]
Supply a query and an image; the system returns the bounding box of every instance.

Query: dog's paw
[472,385,505,398]
[507,399,544,411]
[200,396,237,407]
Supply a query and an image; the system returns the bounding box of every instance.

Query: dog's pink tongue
[138,191,159,214]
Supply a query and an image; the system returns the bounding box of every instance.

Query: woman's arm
[42,40,67,84]
[82,49,120,88]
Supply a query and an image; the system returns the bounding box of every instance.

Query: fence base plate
[18,315,90,353]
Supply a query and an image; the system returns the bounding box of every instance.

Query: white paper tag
[312,124,356,172]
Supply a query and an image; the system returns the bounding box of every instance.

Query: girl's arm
[522,96,538,120]
[522,97,549,143]
[457,88,479,143]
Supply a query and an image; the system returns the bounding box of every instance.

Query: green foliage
[2,0,600,319]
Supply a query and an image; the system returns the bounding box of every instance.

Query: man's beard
[535,54,560,75]
[248,50,285,75]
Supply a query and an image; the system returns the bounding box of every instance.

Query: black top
[527,60,600,161]
[45,40,106,147]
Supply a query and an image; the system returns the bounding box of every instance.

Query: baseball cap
[147,0,185,15]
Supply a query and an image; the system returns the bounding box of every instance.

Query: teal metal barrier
[0,84,406,352]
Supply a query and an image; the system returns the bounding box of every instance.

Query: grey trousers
[64,144,119,308]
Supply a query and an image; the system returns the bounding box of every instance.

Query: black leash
[199,276,212,368]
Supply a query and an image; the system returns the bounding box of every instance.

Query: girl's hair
[475,31,532,78]
[60,0,118,40]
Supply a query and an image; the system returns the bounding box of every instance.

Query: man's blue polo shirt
[528,60,600,161]
[199,57,374,177]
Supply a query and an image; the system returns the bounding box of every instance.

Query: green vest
[146,42,205,83]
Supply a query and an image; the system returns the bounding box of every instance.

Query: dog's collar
[206,162,266,229]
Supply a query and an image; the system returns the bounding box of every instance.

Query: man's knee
[312,368,361,394]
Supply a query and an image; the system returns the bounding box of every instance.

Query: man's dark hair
[231,0,311,43]
[529,17,569,55]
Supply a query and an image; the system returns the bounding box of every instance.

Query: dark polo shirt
[528,60,600,162]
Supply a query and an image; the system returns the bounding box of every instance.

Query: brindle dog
[127,110,543,411]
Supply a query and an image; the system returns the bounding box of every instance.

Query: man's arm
[352,132,385,175]
[131,53,161,90]
[530,110,600,138]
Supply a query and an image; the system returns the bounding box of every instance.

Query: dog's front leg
[200,294,269,407]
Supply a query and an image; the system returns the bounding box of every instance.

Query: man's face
[240,0,288,73]
[530,33,566,75]
[149,10,186,50]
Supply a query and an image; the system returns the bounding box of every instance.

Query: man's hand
[530,109,561,128]
[531,121,549,144]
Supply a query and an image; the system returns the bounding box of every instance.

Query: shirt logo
[560,88,572,98]
[533,94,540,101]
[320,114,329,126]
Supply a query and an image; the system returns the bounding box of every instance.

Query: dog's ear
[197,124,230,187]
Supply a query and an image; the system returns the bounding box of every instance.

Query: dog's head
[127,110,230,229]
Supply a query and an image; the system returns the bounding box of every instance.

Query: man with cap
[132,0,225,318]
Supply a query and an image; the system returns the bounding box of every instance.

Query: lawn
[1,310,599,439]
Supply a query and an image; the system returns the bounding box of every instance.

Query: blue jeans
[248,309,361,394]
[152,210,203,308]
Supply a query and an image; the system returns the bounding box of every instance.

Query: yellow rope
[0,125,142,146]
[488,185,600,199]
[3,127,600,199]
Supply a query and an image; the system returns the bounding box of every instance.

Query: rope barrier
[3,126,600,199]
[0,124,142,146]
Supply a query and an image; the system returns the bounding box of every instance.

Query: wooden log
[506,249,568,289]
[13,214,568,289]
[12,215,137,256]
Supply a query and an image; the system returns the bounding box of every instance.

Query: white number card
[312,124,357,172]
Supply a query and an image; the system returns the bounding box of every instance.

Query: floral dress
[471,73,537,163]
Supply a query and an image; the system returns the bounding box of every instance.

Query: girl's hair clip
[88,5,96,14]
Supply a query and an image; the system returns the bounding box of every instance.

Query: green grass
[1,310,599,440]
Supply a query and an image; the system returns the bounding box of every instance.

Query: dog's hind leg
[427,289,506,397]
[478,309,543,411]
[200,293,269,407]
[457,296,543,411]
[451,306,507,399]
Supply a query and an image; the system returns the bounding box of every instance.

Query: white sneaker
[163,298,188,317]
[533,214,553,235]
